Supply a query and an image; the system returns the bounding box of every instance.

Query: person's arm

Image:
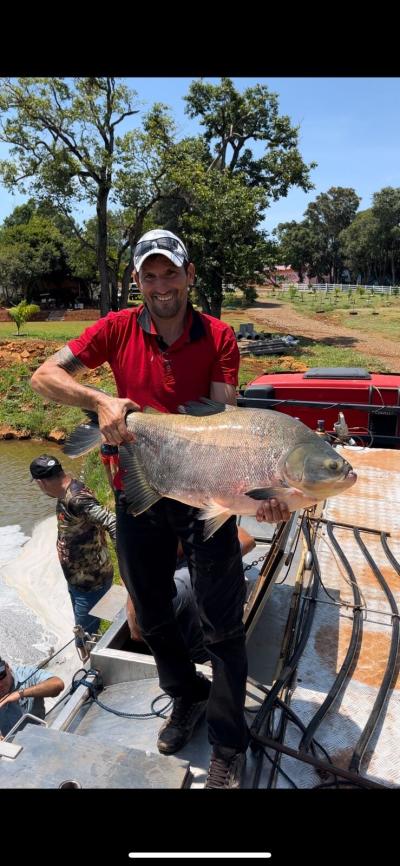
[72,495,117,546]
[0,676,64,708]
[31,346,138,445]
[209,381,237,405]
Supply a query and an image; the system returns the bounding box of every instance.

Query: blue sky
[0,77,399,235]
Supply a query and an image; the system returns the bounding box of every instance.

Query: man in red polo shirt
[31,228,289,788]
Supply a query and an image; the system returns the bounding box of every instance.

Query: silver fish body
[65,401,356,538]
[117,404,357,537]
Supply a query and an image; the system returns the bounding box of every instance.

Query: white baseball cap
[133,229,189,273]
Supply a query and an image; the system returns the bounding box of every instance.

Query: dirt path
[248,301,399,365]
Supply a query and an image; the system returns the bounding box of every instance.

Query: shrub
[222,292,244,308]
[8,300,40,335]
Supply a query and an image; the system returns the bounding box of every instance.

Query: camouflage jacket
[56,478,116,590]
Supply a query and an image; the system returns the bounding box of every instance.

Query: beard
[148,291,186,319]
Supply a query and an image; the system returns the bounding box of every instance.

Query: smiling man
[30,227,290,788]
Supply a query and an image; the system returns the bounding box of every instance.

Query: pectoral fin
[246,487,288,500]
[197,502,232,541]
[246,486,319,512]
[119,442,162,515]
[64,421,102,457]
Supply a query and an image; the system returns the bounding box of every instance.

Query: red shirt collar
[137,302,205,349]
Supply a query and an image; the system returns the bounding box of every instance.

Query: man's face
[35,478,56,498]
[135,254,195,321]
[0,664,13,699]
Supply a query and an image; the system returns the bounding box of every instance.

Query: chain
[243,552,267,573]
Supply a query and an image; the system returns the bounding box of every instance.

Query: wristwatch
[19,688,25,699]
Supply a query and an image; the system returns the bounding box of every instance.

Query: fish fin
[63,421,102,457]
[178,398,236,416]
[246,486,289,500]
[246,486,318,512]
[197,502,232,541]
[119,442,162,515]
[143,406,163,414]
[83,409,100,424]
[63,383,113,451]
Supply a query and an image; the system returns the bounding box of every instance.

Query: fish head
[282,440,357,498]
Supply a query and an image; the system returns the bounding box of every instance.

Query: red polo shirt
[68,303,239,413]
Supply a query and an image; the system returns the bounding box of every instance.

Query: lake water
[0,440,83,667]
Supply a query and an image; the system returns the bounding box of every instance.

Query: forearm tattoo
[52,346,86,376]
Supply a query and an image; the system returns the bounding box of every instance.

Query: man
[30,454,117,650]
[31,228,290,788]
[0,655,64,738]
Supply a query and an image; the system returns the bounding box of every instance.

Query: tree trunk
[195,287,211,315]
[209,270,223,319]
[120,255,134,309]
[108,268,119,312]
[96,187,111,317]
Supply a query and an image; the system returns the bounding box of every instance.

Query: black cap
[30,454,63,481]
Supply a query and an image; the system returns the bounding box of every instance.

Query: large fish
[64,399,357,539]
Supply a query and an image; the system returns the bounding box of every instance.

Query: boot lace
[205,754,233,788]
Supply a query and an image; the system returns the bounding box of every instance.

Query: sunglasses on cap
[0,660,7,680]
[134,236,188,268]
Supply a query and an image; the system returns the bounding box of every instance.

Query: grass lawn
[0,320,97,341]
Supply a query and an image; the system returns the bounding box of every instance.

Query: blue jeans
[68,577,113,645]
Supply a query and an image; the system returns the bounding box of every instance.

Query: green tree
[0,77,139,316]
[8,299,40,335]
[274,220,318,282]
[154,78,315,317]
[339,209,382,284]
[0,214,67,301]
[305,187,361,283]
[371,187,400,285]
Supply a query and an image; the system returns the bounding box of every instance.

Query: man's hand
[256,499,290,524]
[0,691,21,709]
[96,396,140,446]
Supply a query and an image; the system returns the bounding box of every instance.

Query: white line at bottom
[128,851,272,860]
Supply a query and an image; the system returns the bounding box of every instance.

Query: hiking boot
[157,695,208,755]
[204,746,246,789]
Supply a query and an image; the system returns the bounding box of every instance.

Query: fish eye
[325,458,340,472]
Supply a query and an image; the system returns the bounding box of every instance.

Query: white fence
[279,282,399,295]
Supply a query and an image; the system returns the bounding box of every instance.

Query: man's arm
[0,676,64,709]
[31,347,138,444]
[72,494,117,546]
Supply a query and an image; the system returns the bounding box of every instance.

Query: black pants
[115,492,249,752]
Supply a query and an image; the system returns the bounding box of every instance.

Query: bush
[222,292,242,308]
[8,300,40,335]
